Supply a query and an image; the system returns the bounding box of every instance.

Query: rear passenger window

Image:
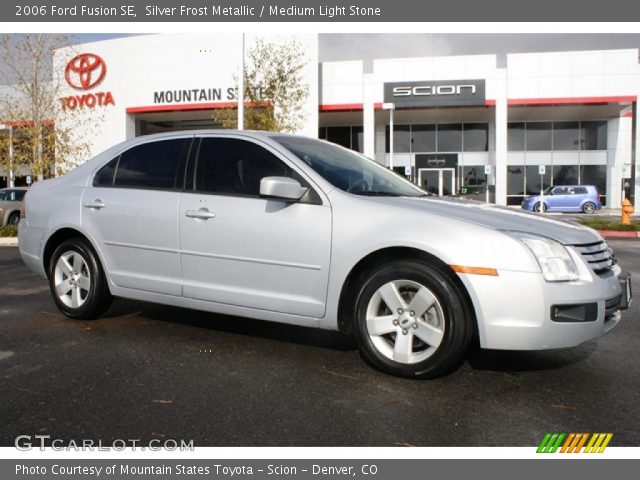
[113,139,190,189]
[573,187,588,194]
[94,158,118,187]
[195,138,294,196]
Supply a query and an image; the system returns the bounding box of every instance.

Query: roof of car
[0,187,28,191]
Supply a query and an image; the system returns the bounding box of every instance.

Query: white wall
[54,33,319,160]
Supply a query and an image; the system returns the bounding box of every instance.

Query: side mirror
[260,176,308,202]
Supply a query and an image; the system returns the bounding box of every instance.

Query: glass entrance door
[418,168,456,196]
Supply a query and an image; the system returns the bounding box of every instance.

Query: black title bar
[5,0,640,22]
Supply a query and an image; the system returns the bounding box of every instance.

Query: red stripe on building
[508,96,636,106]
[319,103,383,112]
[126,101,267,114]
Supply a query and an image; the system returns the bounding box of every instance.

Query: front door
[178,136,332,318]
[418,168,456,196]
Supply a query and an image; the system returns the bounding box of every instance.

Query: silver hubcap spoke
[54,251,91,309]
[414,321,444,347]
[377,282,406,312]
[408,286,436,318]
[366,279,445,365]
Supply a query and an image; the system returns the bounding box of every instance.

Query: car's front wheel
[48,238,112,319]
[582,202,596,214]
[354,260,474,379]
[534,202,547,213]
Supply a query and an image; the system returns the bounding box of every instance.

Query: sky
[69,33,640,65]
[2,33,639,84]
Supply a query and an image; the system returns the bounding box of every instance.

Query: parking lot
[1,240,639,447]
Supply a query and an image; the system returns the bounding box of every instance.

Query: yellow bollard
[621,198,634,225]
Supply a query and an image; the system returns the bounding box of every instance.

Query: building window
[460,166,487,187]
[463,123,488,152]
[580,121,607,150]
[525,165,552,195]
[411,124,436,152]
[507,166,526,205]
[322,126,364,152]
[351,126,364,153]
[553,121,580,150]
[553,165,579,185]
[526,122,553,151]
[326,127,351,149]
[436,124,463,152]
[580,164,607,202]
[507,120,608,151]
[508,122,525,151]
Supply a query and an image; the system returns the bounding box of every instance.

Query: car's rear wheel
[582,202,596,214]
[353,260,473,379]
[48,238,112,319]
[8,212,20,226]
[534,202,547,213]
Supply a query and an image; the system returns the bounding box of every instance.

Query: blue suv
[522,185,602,214]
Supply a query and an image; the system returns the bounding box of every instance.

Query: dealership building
[3,34,639,207]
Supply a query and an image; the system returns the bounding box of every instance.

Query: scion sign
[384,79,485,107]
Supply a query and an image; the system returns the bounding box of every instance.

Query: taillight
[20,206,26,219]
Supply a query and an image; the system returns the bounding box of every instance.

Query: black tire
[48,238,112,319]
[8,212,20,226]
[534,202,546,213]
[353,259,474,379]
[582,202,596,214]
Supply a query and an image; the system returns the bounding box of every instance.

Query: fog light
[551,303,598,323]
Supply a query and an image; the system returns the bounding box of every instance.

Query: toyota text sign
[384,79,485,108]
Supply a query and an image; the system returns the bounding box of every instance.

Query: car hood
[366,195,601,245]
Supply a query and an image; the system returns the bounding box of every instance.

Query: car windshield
[272,136,427,197]
[0,191,5,201]
[542,186,554,195]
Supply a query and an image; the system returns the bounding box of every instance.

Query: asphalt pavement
[1,241,639,447]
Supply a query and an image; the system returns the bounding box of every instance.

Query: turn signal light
[450,265,498,276]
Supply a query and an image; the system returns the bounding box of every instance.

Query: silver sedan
[18,131,631,378]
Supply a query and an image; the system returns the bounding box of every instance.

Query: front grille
[573,240,616,276]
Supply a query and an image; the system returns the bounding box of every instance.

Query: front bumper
[459,267,629,350]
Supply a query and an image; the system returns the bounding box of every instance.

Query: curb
[598,230,639,239]
[0,237,18,247]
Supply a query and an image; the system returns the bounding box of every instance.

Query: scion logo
[427,157,446,167]
[64,53,107,90]
[384,79,485,107]
[392,84,477,97]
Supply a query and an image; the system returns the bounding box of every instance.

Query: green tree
[214,37,309,132]
[0,34,95,183]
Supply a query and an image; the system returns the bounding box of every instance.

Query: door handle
[84,199,106,210]
[185,208,216,220]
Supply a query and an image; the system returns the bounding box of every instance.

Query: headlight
[508,231,579,282]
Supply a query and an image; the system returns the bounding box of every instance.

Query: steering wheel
[347,179,370,193]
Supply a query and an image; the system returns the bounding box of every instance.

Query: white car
[18,131,632,378]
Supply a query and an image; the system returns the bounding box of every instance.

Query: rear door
[178,136,332,318]
[82,136,192,296]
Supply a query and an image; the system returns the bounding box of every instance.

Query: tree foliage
[214,37,310,132]
[0,34,96,183]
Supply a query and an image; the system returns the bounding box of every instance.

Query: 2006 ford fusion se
[19,131,632,378]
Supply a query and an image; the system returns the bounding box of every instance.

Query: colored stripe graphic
[537,433,565,453]
[537,433,612,453]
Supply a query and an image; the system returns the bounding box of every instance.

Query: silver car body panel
[18,130,625,350]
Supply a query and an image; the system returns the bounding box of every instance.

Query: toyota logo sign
[64,53,107,90]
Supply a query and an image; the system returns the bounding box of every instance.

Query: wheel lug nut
[410,310,415,316]
[402,329,408,335]
[392,319,399,326]
[397,308,403,314]
[412,323,418,329]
